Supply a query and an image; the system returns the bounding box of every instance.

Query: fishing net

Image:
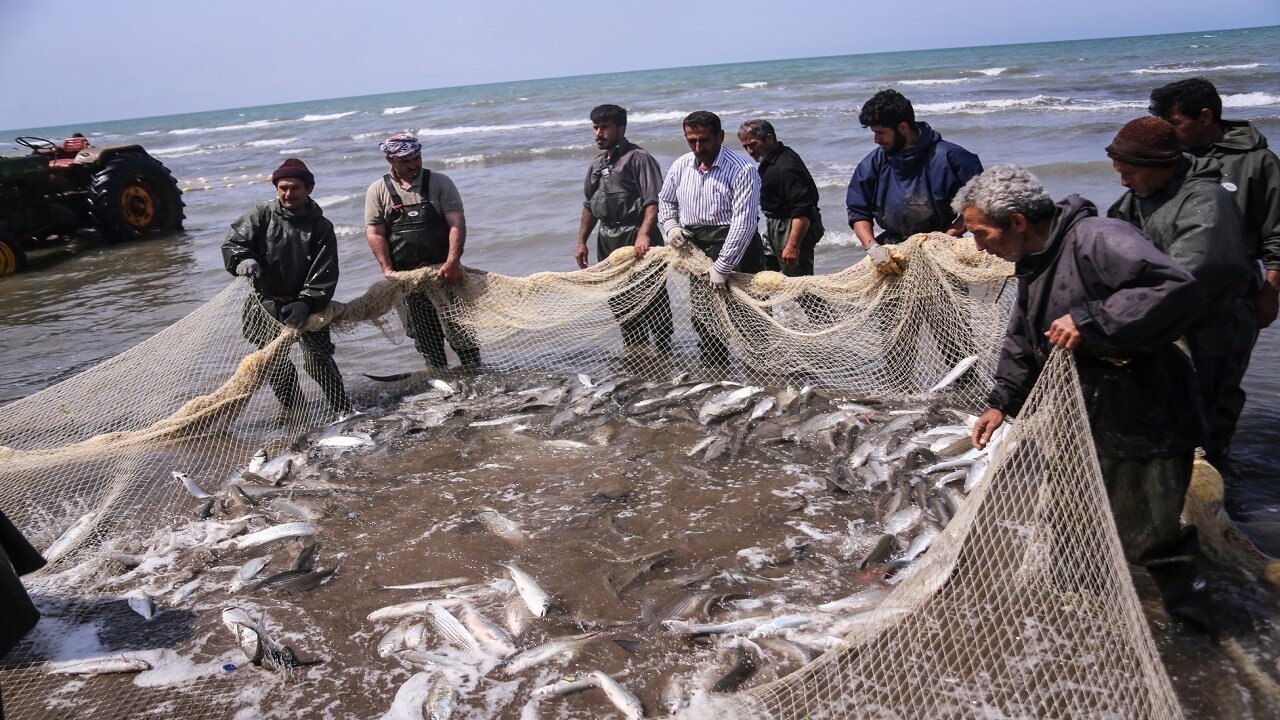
[0,233,1183,718]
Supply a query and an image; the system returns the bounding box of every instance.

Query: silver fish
[257,454,295,484]
[377,624,408,658]
[965,456,989,493]
[43,511,97,562]
[403,621,428,650]
[920,447,984,475]
[747,614,813,639]
[247,449,268,474]
[588,670,645,719]
[126,589,156,620]
[697,386,763,424]
[317,432,375,449]
[456,601,517,658]
[423,602,482,655]
[380,671,435,720]
[928,354,980,393]
[885,505,924,536]
[662,618,761,636]
[170,579,201,604]
[171,471,211,499]
[532,675,597,699]
[818,586,889,613]
[501,632,600,675]
[576,373,596,388]
[476,508,526,544]
[46,655,151,676]
[219,522,315,551]
[902,524,940,563]
[469,413,536,428]
[380,577,472,591]
[500,562,554,617]
[221,608,265,665]
[426,673,457,720]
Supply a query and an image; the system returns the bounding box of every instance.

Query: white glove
[866,244,903,275]
[666,226,692,249]
[708,266,729,291]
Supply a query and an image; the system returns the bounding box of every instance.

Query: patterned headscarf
[380,133,422,158]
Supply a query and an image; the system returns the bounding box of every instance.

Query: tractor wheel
[90,154,185,242]
[0,231,26,275]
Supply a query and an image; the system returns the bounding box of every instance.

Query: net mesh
[0,234,1182,719]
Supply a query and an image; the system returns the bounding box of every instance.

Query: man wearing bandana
[365,133,481,368]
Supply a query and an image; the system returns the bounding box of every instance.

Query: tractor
[0,135,185,275]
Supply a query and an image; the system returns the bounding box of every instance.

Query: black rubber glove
[280,301,309,329]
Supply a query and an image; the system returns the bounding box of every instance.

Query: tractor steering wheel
[16,136,58,153]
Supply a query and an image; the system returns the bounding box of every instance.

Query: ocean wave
[137,130,160,136]
[627,111,688,124]
[738,82,768,89]
[149,144,207,158]
[915,95,1145,115]
[301,111,358,122]
[278,147,314,154]
[312,193,360,208]
[1223,92,1280,108]
[170,119,284,136]
[245,138,299,147]
[1130,62,1262,75]
[417,118,582,137]
[351,131,385,142]
[976,67,1008,76]
[383,106,417,115]
[899,78,969,87]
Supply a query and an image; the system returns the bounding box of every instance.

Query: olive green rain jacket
[1108,156,1254,359]
[1189,121,1280,271]
[221,198,339,312]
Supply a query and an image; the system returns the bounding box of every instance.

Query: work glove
[235,259,261,278]
[708,266,729,292]
[866,244,903,275]
[279,301,309,329]
[666,226,693,250]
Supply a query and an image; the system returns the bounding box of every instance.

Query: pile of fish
[33,356,1007,719]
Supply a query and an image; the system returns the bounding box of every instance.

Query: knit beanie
[1105,117,1181,167]
[271,158,315,187]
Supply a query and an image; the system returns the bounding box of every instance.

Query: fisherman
[960,165,1215,633]
[1105,117,1255,475]
[222,157,351,415]
[1,509,45,718]
[574,104,674,353]
[365,133,480,368]
[1150,77,1280,330]
[736,119,825,277]
[845,90,983,387]
[845,89,983,269]
[658,110,765,366]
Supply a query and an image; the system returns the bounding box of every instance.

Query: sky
[1,0,1278,132]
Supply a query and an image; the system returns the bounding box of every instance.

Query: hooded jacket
[845,122,983,243]
[989,196,1204,457]
[221,198,339,312]
[1189,120,1280,270]
[1108,156,1254,359]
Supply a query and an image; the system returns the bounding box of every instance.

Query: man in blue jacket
[846,89,984,271]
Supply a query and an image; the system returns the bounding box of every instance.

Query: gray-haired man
[960,164,1214,634]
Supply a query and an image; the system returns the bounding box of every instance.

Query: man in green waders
[658,111,766,367]
[575,104,674,353]
[365,133,480,368]
[223,158,352,415]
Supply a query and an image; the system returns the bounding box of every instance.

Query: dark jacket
[221,198,339,312]
[845,122,983,243]
[989,196,1204,457]
[1108,156,1254,359]
[1,510,45,656]
[1189,120,1280,270]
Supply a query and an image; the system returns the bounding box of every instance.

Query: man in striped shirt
[659,111,765,365]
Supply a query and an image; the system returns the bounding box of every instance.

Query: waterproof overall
[589,163,674,349]
[687,225,766,366]
[383,172,480,367]
[1,510,44,719]
[240,296,351,414]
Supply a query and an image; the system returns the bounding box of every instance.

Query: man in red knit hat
[222,157,352,416]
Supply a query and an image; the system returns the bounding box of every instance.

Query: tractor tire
[90,153,185,242]
[0,231,26,275]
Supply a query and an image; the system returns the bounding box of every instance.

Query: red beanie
[271,158,315,187]
[1106,117,1181,167]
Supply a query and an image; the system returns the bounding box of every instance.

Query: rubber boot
[1142,528,1218,636]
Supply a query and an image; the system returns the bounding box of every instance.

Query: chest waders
[383,172,481,367]
[589,162,673,350]
[685,225,766,367]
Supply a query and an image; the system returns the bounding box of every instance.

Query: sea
[3,24,1280,718]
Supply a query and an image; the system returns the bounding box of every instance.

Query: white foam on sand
[131,648,239,688]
